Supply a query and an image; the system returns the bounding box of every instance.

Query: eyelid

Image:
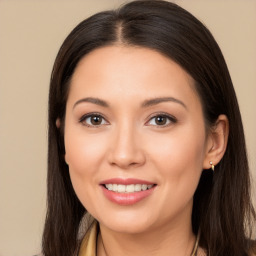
[145,112,177,127]
[78,111,177,128]
[79,112,109,127]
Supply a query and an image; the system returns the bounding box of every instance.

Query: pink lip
[100,178,156,206]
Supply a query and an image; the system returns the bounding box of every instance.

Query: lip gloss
[100,178,156,205]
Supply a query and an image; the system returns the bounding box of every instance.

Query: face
[64,46,210,234]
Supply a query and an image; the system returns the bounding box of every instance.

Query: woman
[42,1,256,255]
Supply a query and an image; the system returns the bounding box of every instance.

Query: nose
[107,123,146,169]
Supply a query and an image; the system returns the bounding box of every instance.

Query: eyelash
[146,113,177,127]
[79,112,109,128]
[79,112,177,128]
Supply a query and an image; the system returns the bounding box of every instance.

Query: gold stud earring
[209,161,214,171]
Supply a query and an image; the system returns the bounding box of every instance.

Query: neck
[97,211,196,256]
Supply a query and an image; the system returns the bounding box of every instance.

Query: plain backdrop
[0,0,255,255]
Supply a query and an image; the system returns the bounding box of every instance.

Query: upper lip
[100,178,155,185]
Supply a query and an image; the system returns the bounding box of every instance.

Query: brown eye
[91,116,103,125]
[155,116,167,125]
[147,114,177,127]
[80,114,108,127]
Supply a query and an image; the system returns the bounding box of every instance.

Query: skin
[64,45,228,256]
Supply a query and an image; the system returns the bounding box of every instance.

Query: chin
[104,221,153,234]
[96,211,157,234]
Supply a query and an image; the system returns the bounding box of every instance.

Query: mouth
[103,184,154,193]
[100,178,157,205]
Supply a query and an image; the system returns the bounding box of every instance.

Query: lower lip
[101,185,156,206]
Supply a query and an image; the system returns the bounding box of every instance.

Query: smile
[100,179,156,205]
[104,184,153,193]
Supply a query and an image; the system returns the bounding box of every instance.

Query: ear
[56,118,61,128]
[203,114,229,169]
[64,154,69,165]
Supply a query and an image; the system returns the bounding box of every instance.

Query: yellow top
[78,221,98,256]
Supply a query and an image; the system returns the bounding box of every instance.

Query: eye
[147,114,177,127]
[79,114,108,127]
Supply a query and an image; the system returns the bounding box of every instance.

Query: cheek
[65,130,106,175]
[64,128,109,207]
[146,126,206,218]
[146,123,206,186]
[64,129,108,211]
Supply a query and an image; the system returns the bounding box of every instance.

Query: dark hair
[43,1,256,255]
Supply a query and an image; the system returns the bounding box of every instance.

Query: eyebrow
[141,97,187,109]
[73,96,187,110]
[73,97,109,109]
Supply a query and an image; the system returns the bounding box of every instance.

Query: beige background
[0,0,255,255]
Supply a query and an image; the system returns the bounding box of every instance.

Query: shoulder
[250,243,256,256]
[250,240,256,255]
[250,250,256,256]
[197,247,207,256]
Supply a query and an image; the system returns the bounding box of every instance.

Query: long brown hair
[43,1,256,255]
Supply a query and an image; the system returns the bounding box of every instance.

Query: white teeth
[105,184,113,190]
[117,184,126,193]
[135,184,141,192]
[126,184,135,193]
[113,184,118,191]
[142,184,147,191]
[105,184,154,193]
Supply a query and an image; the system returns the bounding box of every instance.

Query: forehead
[68,45,200,107]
